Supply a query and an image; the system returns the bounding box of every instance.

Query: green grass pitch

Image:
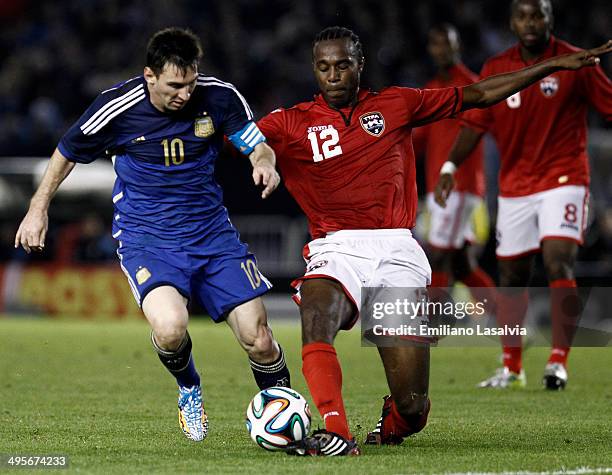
[0,318,610,474]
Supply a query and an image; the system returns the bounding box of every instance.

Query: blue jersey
[58,74,265,251]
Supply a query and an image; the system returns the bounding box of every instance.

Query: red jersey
[413,63,485,196]
[258,86,463,238]
[462,37,612,197]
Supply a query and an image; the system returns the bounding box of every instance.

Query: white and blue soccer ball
[245,386,311,450]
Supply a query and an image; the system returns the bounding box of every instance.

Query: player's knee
[300,304,339,345]
[499,265,529,287]
[154,326,187,351]
[543,259,574,281]
[299,280,353,344]
[151,311,188,350]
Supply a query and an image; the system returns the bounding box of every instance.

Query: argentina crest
[360,111,385,136]
[194,114,215,137]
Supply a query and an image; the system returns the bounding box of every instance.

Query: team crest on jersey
[135,267,151,285]
[194,115,215,137]
[540,76,559,97]
[360,112,385,136]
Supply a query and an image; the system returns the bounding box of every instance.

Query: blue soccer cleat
[178,385,208,441]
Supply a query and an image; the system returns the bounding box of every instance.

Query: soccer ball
[245,386,311,450]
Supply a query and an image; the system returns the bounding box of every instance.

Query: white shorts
[291,229,431,329]
[496,185,588,259]
[426,192,482,249]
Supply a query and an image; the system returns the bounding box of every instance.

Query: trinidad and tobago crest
[540,76,559,98]
[359,111,385,136]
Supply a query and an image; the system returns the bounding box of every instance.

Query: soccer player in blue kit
[14,27,290,442]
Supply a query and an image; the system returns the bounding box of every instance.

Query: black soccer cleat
[365,395,404,446]
[365,394,431,445]
[285,429,361,456]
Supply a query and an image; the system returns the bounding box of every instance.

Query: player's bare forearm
[434,127,483,208]
[462,39,612,110]
[30,148,75,211]
[249,142,280,199]
[248,142,276,169]
[449,127,483,167]
[15,148,75,252]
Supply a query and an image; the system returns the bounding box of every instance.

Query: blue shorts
[116,240,272,321]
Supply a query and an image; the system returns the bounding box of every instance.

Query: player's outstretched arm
[462,40,612,111]
[14,148,75,253]
[249,142,280,199]
[434,126,483,208]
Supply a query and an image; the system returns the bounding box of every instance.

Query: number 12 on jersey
[307,127,343,162]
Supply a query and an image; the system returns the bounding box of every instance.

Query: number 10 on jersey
[161,138,185,166]
[241,259,261,289]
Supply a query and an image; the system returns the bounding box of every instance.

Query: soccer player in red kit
[436,0,612,390]
[413,24,495,293]
[258,26,611,455]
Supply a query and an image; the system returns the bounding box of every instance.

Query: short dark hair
[429,23,461,48]
[146,27,203,76]
[429,23,460,40]
[313,26,364,64]
[511,0,553,17]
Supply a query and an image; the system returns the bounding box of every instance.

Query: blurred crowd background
[1,0,610,156]
[0,0,611,287]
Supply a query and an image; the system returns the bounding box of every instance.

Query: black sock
[151,331,200,387]
[249,345,291,389]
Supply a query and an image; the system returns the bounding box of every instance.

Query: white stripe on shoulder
[198,74,233,85]
[196,76,253,120]
[100,76,142,95]
[81,86,145,135]
[85,93,145,135]
[81,84,144,132]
